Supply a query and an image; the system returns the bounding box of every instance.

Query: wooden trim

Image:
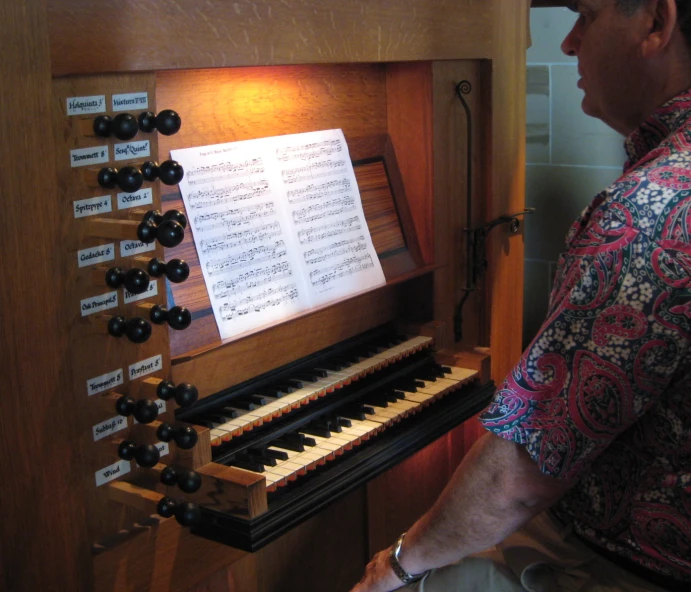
[47,0,494,76]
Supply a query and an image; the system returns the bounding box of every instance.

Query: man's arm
[350,431,577,592]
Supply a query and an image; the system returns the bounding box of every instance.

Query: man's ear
[642,0,678,57]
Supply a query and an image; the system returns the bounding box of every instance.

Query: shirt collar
[624,88,691,173]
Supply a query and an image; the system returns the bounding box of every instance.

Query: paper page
[270,129,385,307]
[172,138,309,340]
[171,129,385,340]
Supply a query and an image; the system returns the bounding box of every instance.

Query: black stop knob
[157,496,177,518]
[141,161,160,181]
[156,110,182,136]
[138,111,157,133]
[147,258,167,278]
[177,470,202,494]
[97,167,118,189]
[112,113,139,141]
[166,259,190,283]
[149,304,169,325]
[158,160,185,185]
[174,426,198,450]
[117,440,137,461]
[160,466,179,486]
[117,165,144,193]
[155,219,185,248]
[175,502,201,527]
[125,317,152,344]
[157,380,177,401]
[175,383,198,408]
[134,443,160,468]
[156,422,175,443]
[105,267,125,289]
[123,268,150,295]
[115,395,135,416]
[162,209,187,229]
[133,398,159,424]
[143,209,164,225]
[93,115,112,138]
[107,316,127,338]
[167,306,191,331]
[137,219,158,244]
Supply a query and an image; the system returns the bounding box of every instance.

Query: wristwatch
[389,532,430,585]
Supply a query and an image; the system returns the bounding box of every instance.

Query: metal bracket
[464,208,535,288]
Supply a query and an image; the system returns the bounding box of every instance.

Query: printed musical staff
[292,196,356,225]
[281,159,348,184]
[199,221,283,255]
[297,216,362,244]
[206,240,287,276]
[303,236,368,266]
[309,254,375,287]
[286,178,351,205]
[187,179,270,209]
[219,283,300,321]
[186,158,265,186]
[194,202,276,233]
[276,139,342,162]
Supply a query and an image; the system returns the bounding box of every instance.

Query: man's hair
[616,0,691,49]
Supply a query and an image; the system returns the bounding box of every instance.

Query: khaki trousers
[404,512,673,592]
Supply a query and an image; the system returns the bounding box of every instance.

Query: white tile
[525,165,623,261]
[527,66,550,164]
[551,66,627,167]
[528,7,579,64]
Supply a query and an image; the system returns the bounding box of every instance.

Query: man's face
[561,0,648,134]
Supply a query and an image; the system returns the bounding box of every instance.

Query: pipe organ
[0,1,529,591]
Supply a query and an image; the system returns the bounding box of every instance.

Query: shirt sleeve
[480,227,691,480]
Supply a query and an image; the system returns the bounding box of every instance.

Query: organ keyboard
[169,326,494,550]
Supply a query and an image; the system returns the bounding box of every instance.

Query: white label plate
[95,459,131,487]
[112,92,149,111]
[120,239,156,257]
[114,140,150,162]
[86,368,124,397]
[93,416,128,442]
[117,187,152,210]
[80,291,118,317]
[129,354,163,381]
[73,195,112,218]
[67,95,106,116]
[78,243,115,268]
[70,146,109,168]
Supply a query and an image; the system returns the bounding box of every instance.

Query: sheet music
[172,129,385,340]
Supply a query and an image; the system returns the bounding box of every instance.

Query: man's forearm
[396,431,575,575]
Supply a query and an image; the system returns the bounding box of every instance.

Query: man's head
[562,0,691,135]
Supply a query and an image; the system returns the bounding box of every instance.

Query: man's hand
[349,546,405,592]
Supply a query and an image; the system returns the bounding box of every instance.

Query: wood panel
[47,0,494,76]
[487,0,529,383]
[0,1,91,591]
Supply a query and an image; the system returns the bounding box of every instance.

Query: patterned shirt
[481,89,691,583]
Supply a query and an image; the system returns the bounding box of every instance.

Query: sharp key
[246,449,277,467]
[219,407,241,419]
[336,416,352,428]
[229,457,265,473]
[228,399,256,411]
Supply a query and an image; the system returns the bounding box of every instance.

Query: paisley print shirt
[480,89,691,583]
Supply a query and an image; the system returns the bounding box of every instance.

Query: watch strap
[389,532,429,585]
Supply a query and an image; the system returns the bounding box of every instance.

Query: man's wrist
[388,532,430,585]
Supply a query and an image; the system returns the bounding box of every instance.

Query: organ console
[0,1,531,591]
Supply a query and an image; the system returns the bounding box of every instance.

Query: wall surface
[523,7,625,347]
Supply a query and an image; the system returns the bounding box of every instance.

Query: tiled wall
[523,7,626,347]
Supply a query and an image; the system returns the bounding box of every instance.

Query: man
[350,1,691,590]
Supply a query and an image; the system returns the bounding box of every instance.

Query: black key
[392,390,406,400]
[384,392,399,403]
[363,395,388,408]
[302,436,317,447]
[441,366,452,374]
[265,448,289,461]
[229,458,265,473]
[415,371,437,382]
[246,449,277,467]
[206,414,233,424]
[275,383,297,393]
[228,399,256,411]
[248,395,268,406]
[219,407,240,419]
[272,438,304,452]
[284,379,303,389]
[414,380,425,388]
[258,387,289,398]
[295,372,322,382]
[318,361,344,371]
[336,416,352,428]
[339,408,366,421]
[310,368,330,378]
[361,405,375,415]
[300,424,331,438]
